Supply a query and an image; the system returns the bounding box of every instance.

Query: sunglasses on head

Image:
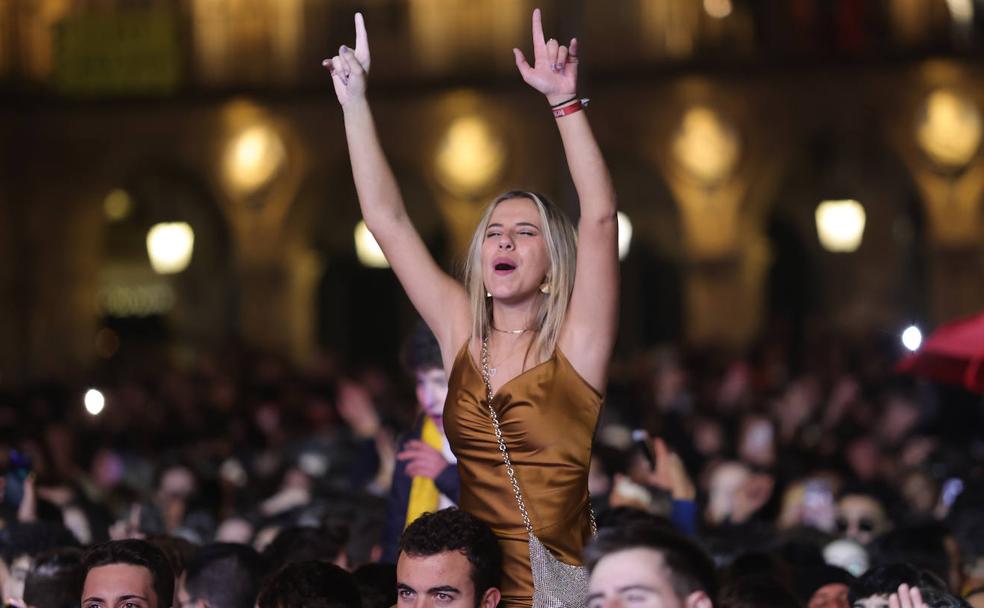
[835,516,875,533]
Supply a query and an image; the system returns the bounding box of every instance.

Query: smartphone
[941,478,964,509]
[4,450,32,507]
[801,478,836,531]
[631,429,657,469]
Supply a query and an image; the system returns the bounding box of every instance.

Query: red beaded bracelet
[552,98,590,118]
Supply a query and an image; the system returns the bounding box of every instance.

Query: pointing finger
[532,8,546,57]
[354,12,371,68]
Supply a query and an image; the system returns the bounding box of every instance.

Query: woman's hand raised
[513,9,578,106]
[323,12,371,106]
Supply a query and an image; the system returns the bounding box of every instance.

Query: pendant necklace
[487,327,530,377]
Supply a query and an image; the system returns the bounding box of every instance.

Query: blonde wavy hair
[462,191,578,365]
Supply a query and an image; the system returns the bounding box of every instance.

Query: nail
[321,58,331,66]
[341,45,349,52]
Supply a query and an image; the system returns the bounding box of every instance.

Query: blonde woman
[324,9,617,606]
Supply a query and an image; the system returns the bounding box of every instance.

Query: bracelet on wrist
[550,95,578,109]
[552,98,590,118]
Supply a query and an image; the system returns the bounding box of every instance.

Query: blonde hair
[462,191,577,365]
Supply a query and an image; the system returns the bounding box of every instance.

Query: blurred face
[481,198,550,303]
[835,495,889,545]
[809,583,849,608]
[706,463,749,525]
[588,548,700,608]
[397,550,498,608]
[82,563,158,608]
[416,368,449,429]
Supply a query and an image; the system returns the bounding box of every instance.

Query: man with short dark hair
[22,548,83,608]
[256,560,362,608]
[80,539,174,608]
[397,508,501,607]
[177,543,265,608]
[584,522,717,608]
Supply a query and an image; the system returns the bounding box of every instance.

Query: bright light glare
[902,325,923,352]
[435,116,505,196]
[146,222,195,274]
[224,124,286,193]
[104,189,133,221]
[84,389,105,415]
[704,0,733,19]
[946,0,974,25]
[815,200,866,252]
[616,211,633,261]
[354,221,389,269]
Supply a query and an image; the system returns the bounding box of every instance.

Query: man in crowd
[177,543,265,608]
[382,324,460,562]
[22,548,83,608]
[396,508,501,608]
[584,521,717,608]
[80,539,174,608]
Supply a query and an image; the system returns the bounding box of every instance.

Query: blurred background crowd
[0,326,982,606]
[3,0,984,606]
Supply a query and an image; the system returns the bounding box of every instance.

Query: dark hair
[398,508,502,599]
[262,525,349,574]
[849,563,947,605]
[81,539,175,608]
[352,563,396,608]
[584,522,718,603]
[792,564,855,604]
[256,560,362,608]
[919,587,974,608]
[0,522,79,564]
[868,523,954,587]
[185,543,266,608]
[947,490,984,564]
[23,548,84,608]
[719,574,801,608]
[401,321,443,374]
[145,533,197,578]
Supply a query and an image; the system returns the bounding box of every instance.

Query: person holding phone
[323,8,618,605]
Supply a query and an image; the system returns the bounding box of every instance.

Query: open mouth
[493,259,517,275]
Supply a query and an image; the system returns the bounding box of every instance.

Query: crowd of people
[2,7,983,608]
[0,323,981,607]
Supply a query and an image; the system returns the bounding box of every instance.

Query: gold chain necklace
[492,325,531,335]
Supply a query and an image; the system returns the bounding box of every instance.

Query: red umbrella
[897,311,984,394]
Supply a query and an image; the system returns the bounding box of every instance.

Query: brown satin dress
[443,343,602,608]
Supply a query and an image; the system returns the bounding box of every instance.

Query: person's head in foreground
[584,522,717,608]
[177,542,266,608]
[256,560,362,608]
[81,539,175,608]
[23,547,83,608]
[848,562,970,608]
[397,508,502,608]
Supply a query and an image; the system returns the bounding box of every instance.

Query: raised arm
[513,9,618,390]
[324,14,469,367]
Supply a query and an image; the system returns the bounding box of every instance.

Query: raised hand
[397,439,450,480]
[889,584,925,608]
[323,12,371,106]
[513,8,578,105]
